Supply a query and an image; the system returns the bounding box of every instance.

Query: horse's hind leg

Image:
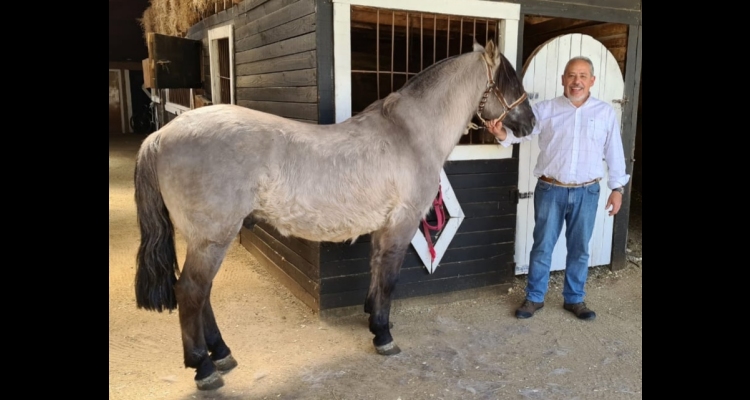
[366,221,416,356]
[202,282,237,372]
[175,239,233,390]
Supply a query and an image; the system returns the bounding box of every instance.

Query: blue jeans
[525,180,600,304]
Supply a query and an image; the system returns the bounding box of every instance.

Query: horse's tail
[133,133,179,312]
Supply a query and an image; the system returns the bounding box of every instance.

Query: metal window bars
[350,6,500,144]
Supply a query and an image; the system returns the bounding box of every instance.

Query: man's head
[562,56,596,106]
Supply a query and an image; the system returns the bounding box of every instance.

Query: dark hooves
[375,342,401,356]
[214,354,238,373]
[195,371,224,390]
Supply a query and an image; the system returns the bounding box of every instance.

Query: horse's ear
[482,40,499,66]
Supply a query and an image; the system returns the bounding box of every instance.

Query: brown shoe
[515,300,544,319]
[563,302,596,320]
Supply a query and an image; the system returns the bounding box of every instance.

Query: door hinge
[519,192,533,199]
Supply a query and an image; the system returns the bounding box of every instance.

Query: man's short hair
[565,56,595,76]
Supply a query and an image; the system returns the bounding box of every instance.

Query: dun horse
[134,41,536,390]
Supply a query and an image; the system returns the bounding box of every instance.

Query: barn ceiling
[109,0,151,62]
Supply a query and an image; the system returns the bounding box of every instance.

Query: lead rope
[421,183,446,261]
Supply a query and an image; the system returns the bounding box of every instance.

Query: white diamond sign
[411,169,464,274]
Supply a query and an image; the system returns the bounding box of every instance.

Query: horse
[133,40,536,391]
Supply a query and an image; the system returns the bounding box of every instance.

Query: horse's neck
[398,56,487,167]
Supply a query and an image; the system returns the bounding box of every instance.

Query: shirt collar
[560,94,596,108]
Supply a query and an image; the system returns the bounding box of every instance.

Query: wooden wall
[240,221,323,311]
[512,0,641,26]
[158,0,320,124]
[233,0,318,123]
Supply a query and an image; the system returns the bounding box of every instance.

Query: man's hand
[484,119,507,141]
[606,191,622,216]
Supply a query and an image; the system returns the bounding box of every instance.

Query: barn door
[514,33,625,275]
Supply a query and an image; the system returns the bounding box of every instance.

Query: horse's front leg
[366,221,416,355]
[175,240,232,390]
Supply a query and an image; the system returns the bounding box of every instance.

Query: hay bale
[192,0,223,19]
[192,0,212,14]
[151,0,172,35]
[138,6,155,39]
[165,0,182,36]
[174,0,201,36]
[146,0,207,37]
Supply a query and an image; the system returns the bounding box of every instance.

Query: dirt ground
[109,132,642,400]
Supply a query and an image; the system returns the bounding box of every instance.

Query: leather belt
[539,175,600,188]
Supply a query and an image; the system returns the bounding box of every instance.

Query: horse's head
[476,41,536,138]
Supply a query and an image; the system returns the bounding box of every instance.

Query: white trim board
[208,24,235,105]
[447,144,514,161]
[331,0,520,19]
[164,89,192,116]
[164,102,191,115]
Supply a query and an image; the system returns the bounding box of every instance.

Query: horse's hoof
[375,341,401,356]
[214,354,238,372]
[195,371,224,390]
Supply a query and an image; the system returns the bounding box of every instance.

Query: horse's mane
[396,54,461,96]
[494,52,525,97]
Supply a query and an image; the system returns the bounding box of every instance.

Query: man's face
[562,60,596,105]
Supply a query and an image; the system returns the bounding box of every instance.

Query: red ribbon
[422,184,445,262]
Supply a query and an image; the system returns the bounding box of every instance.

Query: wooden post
[611,24,642,271]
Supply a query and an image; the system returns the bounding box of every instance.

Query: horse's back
[148,105,292,240]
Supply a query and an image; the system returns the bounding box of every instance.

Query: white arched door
[514,33,625,275]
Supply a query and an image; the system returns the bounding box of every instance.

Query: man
[484,56,630,321]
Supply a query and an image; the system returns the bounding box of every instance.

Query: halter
[474,57,528,126]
